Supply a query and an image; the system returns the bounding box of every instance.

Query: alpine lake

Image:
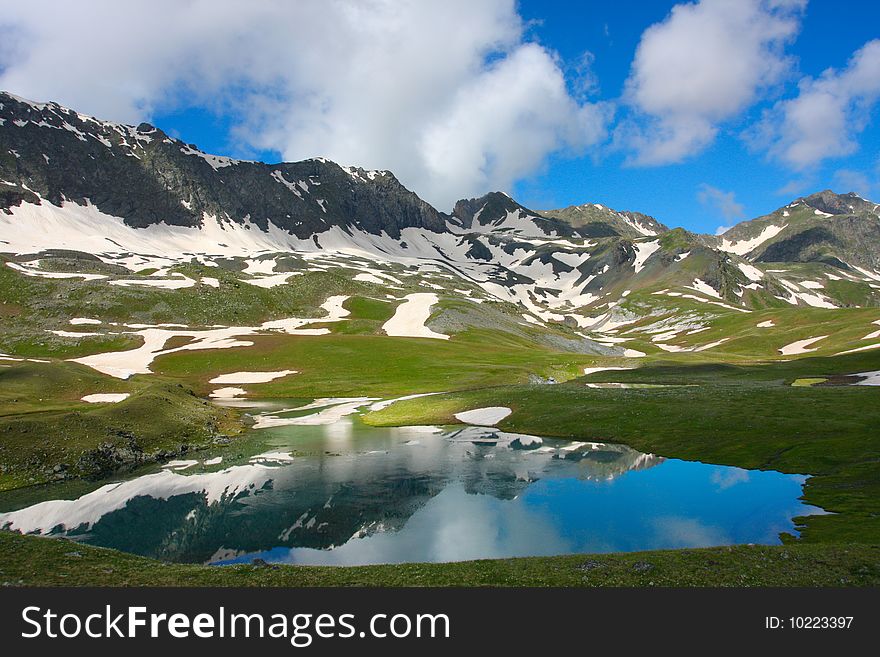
[0,398,824,566]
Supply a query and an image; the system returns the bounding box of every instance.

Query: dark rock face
[758,226,842,263]
[452,192,520,228]
[0,92,446,238]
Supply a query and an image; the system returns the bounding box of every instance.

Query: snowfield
[209,387,247,399]
[2,189,876,369]
[69,303,348,379]
[0,199,653,354]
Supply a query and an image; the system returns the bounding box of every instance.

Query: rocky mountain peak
[798,190,877,216]
[451,191,522,225]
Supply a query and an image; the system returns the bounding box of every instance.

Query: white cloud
[0,0,608,210]
[775,178,813,197]
[710,466,750,490]
[833,169,876,199]
[698,184,746,232]
[416,45,612,205]
[756,39,880,169]
[650,516,730,549]
[620,0,804,165]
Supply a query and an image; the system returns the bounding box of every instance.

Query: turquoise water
[0,416,823,566]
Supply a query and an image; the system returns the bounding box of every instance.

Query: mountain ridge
[2,90,880,335]
[9,89,875,244]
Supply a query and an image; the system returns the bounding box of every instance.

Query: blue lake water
[0,415,823,566]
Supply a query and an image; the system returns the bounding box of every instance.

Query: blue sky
[1,0,878,234]
[509,0,880,230]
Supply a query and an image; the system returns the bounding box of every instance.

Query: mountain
[715,190,880,273]
[2,90,880,363]
[451,192,580,238]
[537,202,668,239]
[0,92,444,238]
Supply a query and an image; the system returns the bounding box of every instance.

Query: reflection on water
[0,415,823,566]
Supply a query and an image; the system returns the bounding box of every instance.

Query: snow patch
[81,393,129,403]
[719,224,786,256]
[369,391,446,412]
[688,279,721,299]
[737,263,764,282]
[210,387,247,399]
[382,293,448,340]
[454,407,512,426]
[7,261,106,280]
[632,240,660,273]
[209,370,297,384]
[779,336,827,356]
[583,366,633,375]
[253,398,376,428]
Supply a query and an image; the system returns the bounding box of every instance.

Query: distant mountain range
[2,90,879,329]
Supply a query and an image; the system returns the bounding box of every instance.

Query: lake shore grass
[2,532,878,587]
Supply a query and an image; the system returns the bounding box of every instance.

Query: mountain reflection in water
[0,421,822,566]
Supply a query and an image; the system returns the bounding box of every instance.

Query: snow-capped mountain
[2,90,879,340]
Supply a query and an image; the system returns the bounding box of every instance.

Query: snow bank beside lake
[583,366,633,376]
[369,391,445,412]
[855,371,880,386]
[253,398,377,429]
[454,406,512,426]
[209,387,247,399]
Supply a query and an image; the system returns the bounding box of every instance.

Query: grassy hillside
[0,363,243,490]
[153,329,595,398]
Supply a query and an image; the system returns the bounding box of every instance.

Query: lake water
[0,403,824,566]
